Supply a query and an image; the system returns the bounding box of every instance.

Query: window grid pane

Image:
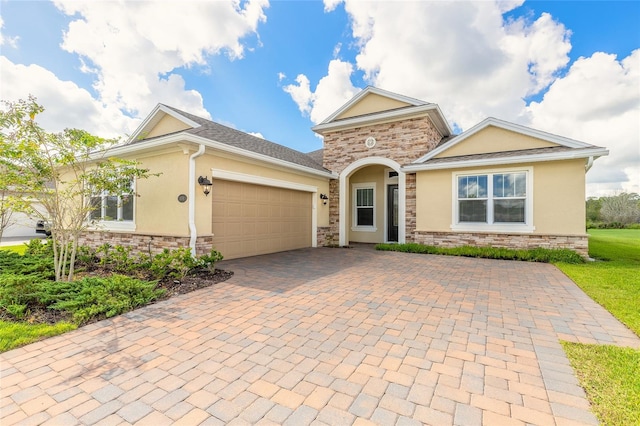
[457,172,527,225]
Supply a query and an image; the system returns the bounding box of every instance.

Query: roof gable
[129,104,201,142]
[124,105,331,175]
[415,117,597,163]
[313,86,452,137]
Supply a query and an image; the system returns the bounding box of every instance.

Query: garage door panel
[212,181,312,259]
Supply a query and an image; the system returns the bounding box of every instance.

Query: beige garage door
[211,180,312,259]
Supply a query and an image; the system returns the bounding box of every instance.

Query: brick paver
[1,246,638,425]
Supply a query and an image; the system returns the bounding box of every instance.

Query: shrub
[198,249,224,273]
[44,275,165,324]
[376,243,585,264]
[0,249,54,279]
[0,274,45,319]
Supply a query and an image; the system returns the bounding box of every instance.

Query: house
[78,87,608,258]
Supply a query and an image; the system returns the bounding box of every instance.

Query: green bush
[198,249,224,273]
[0,274,44,319]
[43,275,165,324]
[375,243,585,264]
[0,250,54,279]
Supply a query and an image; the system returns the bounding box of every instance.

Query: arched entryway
[338,157,405,246]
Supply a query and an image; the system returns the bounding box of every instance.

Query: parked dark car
[35,220,51,236]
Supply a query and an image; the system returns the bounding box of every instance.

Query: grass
[555,229,640,335]
[561,342,640,425]
[0,244,27,255]
[0,320,76,352]
[555,229,640,426]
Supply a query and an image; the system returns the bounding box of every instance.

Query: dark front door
[387,184,399,242]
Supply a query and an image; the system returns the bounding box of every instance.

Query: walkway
[1,247,638,425]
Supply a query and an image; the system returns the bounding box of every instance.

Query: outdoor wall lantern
[320,193,329,205]
[198,176,213,196]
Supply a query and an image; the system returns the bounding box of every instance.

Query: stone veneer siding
[413,231,589,257]
[322,179,340,246]
[78,231,215,256]
[322,116,442,174]
[405,173,416,243]
[316,226,331,247]
[322,115,442,246]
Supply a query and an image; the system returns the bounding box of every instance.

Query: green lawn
[556,229,640,426]
[0,321,76,352]
[556,229,640,335]
[0,244,27,255]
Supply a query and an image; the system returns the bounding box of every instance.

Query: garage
[211,180,312,259]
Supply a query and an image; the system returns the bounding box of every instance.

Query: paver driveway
[2,246,639,425]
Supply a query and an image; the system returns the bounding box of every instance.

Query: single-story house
[79,87,608,258]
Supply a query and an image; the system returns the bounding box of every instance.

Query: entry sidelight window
[353,184,376,229]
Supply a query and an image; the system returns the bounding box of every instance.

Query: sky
[1,0,638,198]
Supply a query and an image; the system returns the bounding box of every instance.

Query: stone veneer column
[404,173,416,243]
[325,179,340,245]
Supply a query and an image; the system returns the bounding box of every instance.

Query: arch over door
[212,180,312,259]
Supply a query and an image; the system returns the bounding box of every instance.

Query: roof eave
[312,104,452,137]
[107,133,337,179]
[413,117,597,164]
[403,147,610,172]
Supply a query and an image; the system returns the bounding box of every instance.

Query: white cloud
[0,16,19,48]
[292,0,636,197]
[0,56,138,138]
[53,0,268,117]
[283,59,359,124]
[248,132,265,139]
[345,1,571,129]
[527,50,640,197]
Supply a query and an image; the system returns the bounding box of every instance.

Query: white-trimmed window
[453,169,533,232]
[90,180,134,224]
[352,183,376,231]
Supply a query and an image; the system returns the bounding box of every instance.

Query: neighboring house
[79,87,607,258]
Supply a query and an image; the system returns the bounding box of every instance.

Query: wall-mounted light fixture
[198,176,212,196]
[319,193,329,205]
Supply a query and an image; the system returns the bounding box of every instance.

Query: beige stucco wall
[416,159,587,235]
[336,93,411,120]
[125,146,330,237]
[435,126,559,159]
[347,165,385,243]
[134,150,190,236]
[145,114,192,139]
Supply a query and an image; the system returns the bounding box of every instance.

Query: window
[90,180,134,222]
[352,183,376,231]
[454,170,532,231]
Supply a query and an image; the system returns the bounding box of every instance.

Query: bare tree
[600,192,640,225]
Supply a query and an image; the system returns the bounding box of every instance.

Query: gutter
[189,144,206,257]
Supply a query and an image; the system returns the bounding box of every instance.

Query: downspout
[585,156,594,172]
[189,144,206,257]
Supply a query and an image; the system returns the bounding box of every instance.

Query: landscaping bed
[0,240,232,351]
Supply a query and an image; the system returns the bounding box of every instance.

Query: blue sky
[1,0,638,197]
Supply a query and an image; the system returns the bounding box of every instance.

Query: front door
[387,184,399,242]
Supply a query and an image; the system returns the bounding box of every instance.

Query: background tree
[0,97,156,281]
[599,192,640,225]
[585,197,603,223]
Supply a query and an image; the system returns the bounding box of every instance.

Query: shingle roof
[306,149,324,166]
[132,105,330,173]
[423,145,596,164]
